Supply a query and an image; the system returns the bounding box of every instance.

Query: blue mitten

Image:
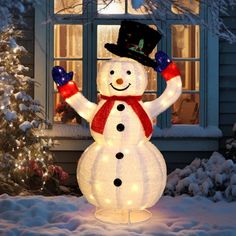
[154,51,172,73]
[52,66,73,87]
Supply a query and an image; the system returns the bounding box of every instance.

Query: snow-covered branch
[140,0,236,43]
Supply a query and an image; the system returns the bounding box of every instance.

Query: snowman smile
[110,83,131,91]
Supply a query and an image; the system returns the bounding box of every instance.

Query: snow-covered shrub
[165,152,236,201]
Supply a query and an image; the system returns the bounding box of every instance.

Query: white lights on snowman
[52,21,182,224]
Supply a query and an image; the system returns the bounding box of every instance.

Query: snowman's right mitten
[52,66,79,100]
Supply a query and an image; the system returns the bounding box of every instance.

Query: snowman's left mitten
[52,66,79,100]
[154,51,181,81]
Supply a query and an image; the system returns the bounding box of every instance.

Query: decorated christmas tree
[0,26,68,195]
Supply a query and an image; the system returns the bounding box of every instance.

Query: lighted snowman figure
[52,21,182,224]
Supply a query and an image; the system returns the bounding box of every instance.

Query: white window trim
[34,0,222,151]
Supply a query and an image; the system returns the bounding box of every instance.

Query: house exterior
[19,1,236,185]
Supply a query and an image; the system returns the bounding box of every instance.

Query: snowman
[52,21,182,224]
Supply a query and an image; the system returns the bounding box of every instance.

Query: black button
[116,152,124,159]
[117,104,125,111]
[116,123,125,131]
[114,178,122,187]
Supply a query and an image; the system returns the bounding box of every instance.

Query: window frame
[34,0,221,150]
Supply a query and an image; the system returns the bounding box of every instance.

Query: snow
[4,110,17,121]
[40,124,222,138]
[19,121,32,132]
[153,125,222,138]
[0,194,236,236]
[165,152,236,201]
[41,124,91,138]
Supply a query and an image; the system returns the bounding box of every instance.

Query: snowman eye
[126,70,131,75]
[110,70,114,75]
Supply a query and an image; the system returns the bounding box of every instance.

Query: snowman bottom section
[77,141,167,210]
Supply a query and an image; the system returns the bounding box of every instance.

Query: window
[52,0,158,124]
[35,0,220,140]
[53,24,83,122]
[171,25,200,125]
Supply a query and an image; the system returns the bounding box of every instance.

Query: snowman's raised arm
[52,66,97,122]
[144,51,182,118]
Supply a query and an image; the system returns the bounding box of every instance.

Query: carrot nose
[116,78,123,85]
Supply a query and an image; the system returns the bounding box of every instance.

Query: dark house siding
[219,7,236,150]
[17,8,35,97]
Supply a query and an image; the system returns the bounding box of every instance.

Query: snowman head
[97,57,148,96]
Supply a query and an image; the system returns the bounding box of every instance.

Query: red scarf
[91,95,153,138]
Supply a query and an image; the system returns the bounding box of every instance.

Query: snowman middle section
[91,100,151,144]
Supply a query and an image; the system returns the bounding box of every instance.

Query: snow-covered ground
[0,194,236,236]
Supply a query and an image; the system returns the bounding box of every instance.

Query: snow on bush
[19,121,32,132]
[165,152,236,201]
[225,122,236,162]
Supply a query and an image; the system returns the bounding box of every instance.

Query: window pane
[54,93,82,124]
[54,60,83,90]
[172,93,199,124]
[54,25,83,58]
[172,25,200,58]
[97,0,125,14]
[97,25,120,58]
[142,93,157,102]
[149,25,158,59]
[174,61,200,91]
[172,0,199,15]
[54,0,83,14]
[127,0,149,15]
[145,66,157,91]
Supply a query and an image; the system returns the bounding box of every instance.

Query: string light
[127,200,133,205]
[132,184,139,192]
[105,199,111,204]
[102,155,108,162]
[168,90,174,96]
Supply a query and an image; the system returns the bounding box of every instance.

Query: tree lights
[0,26,68,194]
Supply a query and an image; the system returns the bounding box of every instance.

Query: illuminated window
[171,0,200,15]
[54,0,83,14]
[34,0,218,132]
[53,25,83,123]
[97,0,125,14]
[53,1,157,124]
[97,0,149,15]
[171,25,200,124]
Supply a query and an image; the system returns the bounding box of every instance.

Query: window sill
[41,124,222,139]
[41,123,91,139]
[41,124,222,152]
[152,125,222,138]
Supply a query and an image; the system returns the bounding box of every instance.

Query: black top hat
[105,20,162,68]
